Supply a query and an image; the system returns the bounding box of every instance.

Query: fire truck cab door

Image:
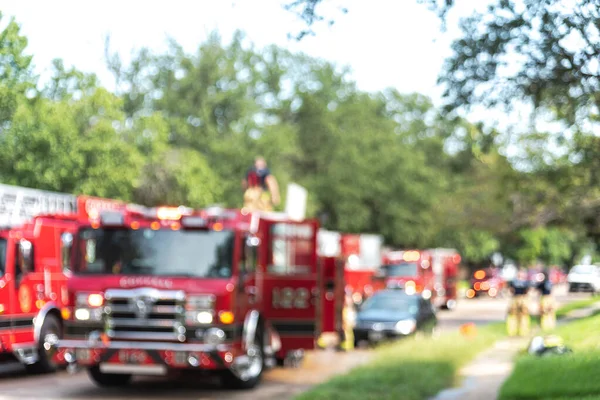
[10,237,35,344]
[260,219,319,357]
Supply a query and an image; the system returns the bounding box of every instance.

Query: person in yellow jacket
[339,291,357,351]
[506,269,531,336]
[536,268,556,331]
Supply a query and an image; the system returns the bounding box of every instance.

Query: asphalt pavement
[0,284,588,400]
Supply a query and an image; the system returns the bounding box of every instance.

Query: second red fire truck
[52,203,324,389]
[0,184,126,374]
[380,249,460,310]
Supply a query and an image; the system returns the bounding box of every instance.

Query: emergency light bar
[403,251,420,262]
[156,206,189,220]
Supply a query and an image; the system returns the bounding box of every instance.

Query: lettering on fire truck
[119,277,175,289]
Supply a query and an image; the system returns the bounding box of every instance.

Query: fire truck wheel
[26,314,61,374]
[87,366,132,387]
[221,329,264,390]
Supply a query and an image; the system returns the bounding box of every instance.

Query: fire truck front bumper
[53,339,241,375]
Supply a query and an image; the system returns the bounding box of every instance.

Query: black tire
[88,366,132,387]
[221,328,264,390]
[25,314,61,374]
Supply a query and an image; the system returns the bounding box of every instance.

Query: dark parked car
[353,289,437,345]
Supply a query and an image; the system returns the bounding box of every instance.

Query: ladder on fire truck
[0,183,77,228]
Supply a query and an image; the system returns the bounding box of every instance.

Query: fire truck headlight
[196,311,213,324]
[405,286,416,295]
[76,293,104,308]
[75,309,90,321]
[422,289,432,300]
[352,292,362,304]
[204,328,226,346]
[395,319,416,335]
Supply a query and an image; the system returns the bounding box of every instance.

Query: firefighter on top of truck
[242,156,281,211]
[506,268,531,336]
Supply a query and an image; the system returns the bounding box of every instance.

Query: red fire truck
[317,230,384,306]
[0,183,125,373]
[52,204,323,389]
[380,248,460,310]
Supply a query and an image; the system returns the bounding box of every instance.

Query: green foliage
[455,230,500,264]
[133,148,222,207]
[0,12,35,124]
[507,227,579,266]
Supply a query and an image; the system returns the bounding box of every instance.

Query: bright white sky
[0,0,491,107]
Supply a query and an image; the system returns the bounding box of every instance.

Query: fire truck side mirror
[18,239,33,273]
[61,232,74,271]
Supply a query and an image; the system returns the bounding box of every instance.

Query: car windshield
[76,228,235,278]
[360,293,419,313]
[0,238,6,276]
[383,263,418,277]
[572,265,595,274]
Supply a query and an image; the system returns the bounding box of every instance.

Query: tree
[282,0,348,40]
[133,149,223,207]
[0,12,35,126]
[434,0,600,125]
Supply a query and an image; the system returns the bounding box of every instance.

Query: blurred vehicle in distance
[567,264,600,294]
[353,289,437,346]
[466,267,506,299]
[380,249,460,310]
[549,266,567,285]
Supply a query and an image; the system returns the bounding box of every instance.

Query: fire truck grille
[104,288,186,341]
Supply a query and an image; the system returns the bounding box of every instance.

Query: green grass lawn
[499,313,600,400]
[556,295,600,318]
[295,324,505,400]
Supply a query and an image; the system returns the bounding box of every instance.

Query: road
[0,284,589,400]
[436,283,575,333]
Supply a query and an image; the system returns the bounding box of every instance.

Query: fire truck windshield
[75,228,235,278]
[0,238,6,276]
[384,263,418,277]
